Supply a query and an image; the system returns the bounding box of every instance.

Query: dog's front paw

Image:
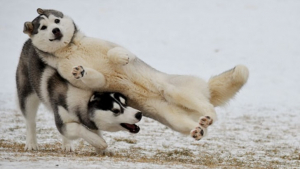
[24,142,39,151]
[62,143,75,152]
[72,66,85,79]
[199,116,213,128]
[114,53,130,65]
[108,47,136,65]
[190,126,204,141]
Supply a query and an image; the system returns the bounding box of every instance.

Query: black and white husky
[16,39,142,152]
[22,8,249,141]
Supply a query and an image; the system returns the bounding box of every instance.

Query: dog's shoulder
[20,39,35,59]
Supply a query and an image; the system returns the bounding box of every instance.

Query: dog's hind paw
[190,126,204,141]
[72,66,85,79]
[199,116,213,128]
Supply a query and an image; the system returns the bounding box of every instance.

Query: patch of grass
[155,149,194,158]
[114,137,137,144]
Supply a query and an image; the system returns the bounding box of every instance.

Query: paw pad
[199,116,213,128]
[190,126,204,141]
[72,66,85,79]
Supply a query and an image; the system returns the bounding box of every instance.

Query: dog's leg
[62,123,108,150]
[190,105,215,141]
[92,131,114,156]
[163,86,217,119]
[55,106,108,150]
[61,136,74,152]
[167,108,209,141]
[72,66,106,89]
[190,102,216,140]
[21,94,40,150]
[107,47,136,65]
[163,85,199,111]
[149,100,209,140]
[17,64,40,150]
[158,90,216,140]
[54,107,75,152]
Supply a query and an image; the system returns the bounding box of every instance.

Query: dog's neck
[70,31,85,45]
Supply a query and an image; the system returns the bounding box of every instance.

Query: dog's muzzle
[49,28,63,41]
[120,112,142,133]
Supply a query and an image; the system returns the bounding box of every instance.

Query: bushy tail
[208,65,249,107]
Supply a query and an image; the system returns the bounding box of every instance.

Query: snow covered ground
[1,0,300,168]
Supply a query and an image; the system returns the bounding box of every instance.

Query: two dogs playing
[17,8,249,153]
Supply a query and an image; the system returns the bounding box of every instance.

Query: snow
[0,0,300,168]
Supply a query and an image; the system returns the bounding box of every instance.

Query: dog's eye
[55,19,60,24]
[41,26,47,30]
[112,109,121,114]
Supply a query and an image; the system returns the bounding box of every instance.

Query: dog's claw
[62,144,75,152]
[24,143,39,151]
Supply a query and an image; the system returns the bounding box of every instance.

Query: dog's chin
[120,123,140,133]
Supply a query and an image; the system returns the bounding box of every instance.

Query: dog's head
[88,92,142,133]
[23,8,76,53]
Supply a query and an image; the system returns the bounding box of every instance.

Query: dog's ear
[23,22,33,36]
[37,8,44,15]
[37,8,64,18]
[113,93,127,105]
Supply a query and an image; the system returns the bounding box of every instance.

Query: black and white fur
[16,39,142,152]
[22,8,249,141]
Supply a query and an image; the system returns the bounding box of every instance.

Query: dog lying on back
[16,41,142,153]
[23,8,249,141]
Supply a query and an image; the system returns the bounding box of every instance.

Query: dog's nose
[52,28,60,34]
[135,112,142,121]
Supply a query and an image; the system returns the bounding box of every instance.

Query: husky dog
[16,40,142,152]
[23,8,249,141]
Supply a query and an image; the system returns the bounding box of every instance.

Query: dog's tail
[208,65,249,107]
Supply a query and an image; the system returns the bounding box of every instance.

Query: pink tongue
[124,123,135,129]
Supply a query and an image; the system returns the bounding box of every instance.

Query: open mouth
[49,35,63,41]
[120,123,140,133]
